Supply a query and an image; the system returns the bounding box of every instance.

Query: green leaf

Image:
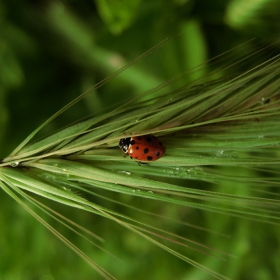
[95,0,142,34]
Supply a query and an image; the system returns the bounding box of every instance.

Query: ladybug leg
[137,161,149,166]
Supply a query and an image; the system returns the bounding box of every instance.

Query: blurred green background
[1,0,280,279]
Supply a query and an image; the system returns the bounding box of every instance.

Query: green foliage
[0,0,280,280]
[95,0,141,34]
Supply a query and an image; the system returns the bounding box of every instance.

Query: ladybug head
[119,137,131,153]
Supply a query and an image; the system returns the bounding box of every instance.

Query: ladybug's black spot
[143,148,149,154]
[158,142,163,146]
[136,146,139,150]
[156,151,160,157]
[137,137,142,140]
[146,137,152,142]
[147,156,153,161]
[130,140,135,145]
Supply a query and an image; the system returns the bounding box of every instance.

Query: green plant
[1,1,280,279]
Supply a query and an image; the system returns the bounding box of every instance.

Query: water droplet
[41,173,57,182]
[136,189,141,192]
[132,189,136,193]
[10,162,19,167]
[215,150,224,157]
[119,171,131,175]
[147,190,153,194]
[259,97,270,105]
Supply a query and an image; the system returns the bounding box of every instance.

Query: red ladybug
[119,134,166,162]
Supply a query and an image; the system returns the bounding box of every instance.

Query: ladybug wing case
[128,135,166,162]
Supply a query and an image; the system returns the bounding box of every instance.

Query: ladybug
[119,134,166,162]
